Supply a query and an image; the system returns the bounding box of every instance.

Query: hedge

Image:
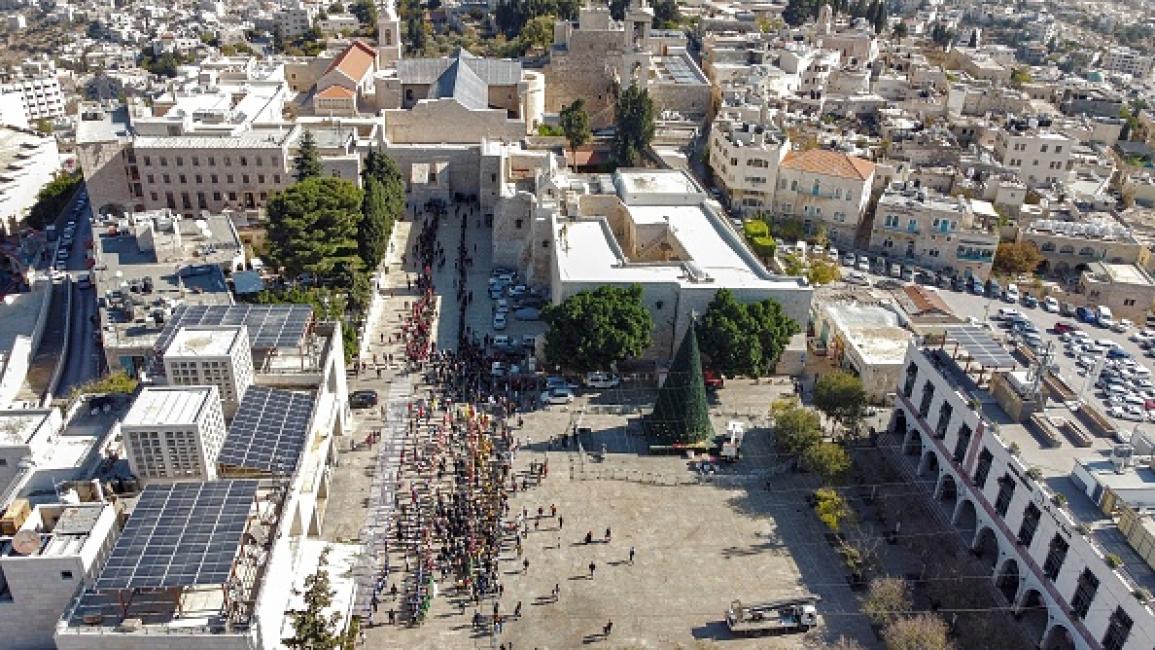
[743,219,769,239]
[751,235,777,258]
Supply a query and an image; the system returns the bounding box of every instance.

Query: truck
[725,595,820,637]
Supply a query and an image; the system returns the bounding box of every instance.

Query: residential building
[1078,262,1155,324]
[120,386,227,483]
[811,300,911,402]
[162,326,255,417]
[890,334,1155,650]
[1101,46,1153,79]
[772,149,876,248]
[274,1,315,38]
[869,183,999,281]
[707,114,789,214]
[0,409,64,497]
[0,502,120,650]
[0,126,60,232]
[1017,216,1148,276]
[0,75,65,123]
[992,120,1075,188]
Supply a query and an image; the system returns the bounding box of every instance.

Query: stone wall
[543,30,623,129]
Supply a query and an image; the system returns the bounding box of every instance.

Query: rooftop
[322,40,376,82]
[824,302,911,366]
[0,409,53,446]
[1087,262,1155,287]
[122,386,217,428]
[781,148,875,181]
[164,326,246,359]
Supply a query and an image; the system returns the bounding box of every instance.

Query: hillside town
[1,0,1155,647]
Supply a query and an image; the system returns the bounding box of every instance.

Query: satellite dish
[11,530,40,556]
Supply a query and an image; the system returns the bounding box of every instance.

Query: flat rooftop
[824,302,911,365]
[615,169,703,202]
[0,127,52,173]
[0,409,53,446]
[165,326,245,359]
[122,386,216,427]
[1100,262,1154,286]
[0,288,47,356]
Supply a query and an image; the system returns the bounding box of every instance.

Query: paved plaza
[321,207,877,649]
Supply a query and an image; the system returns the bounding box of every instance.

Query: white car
[584,371,621,389]
[493,313,508,331]
[1004,283,1020,303]
[1077,355,1097,368]
[845,271,871,286]
[1123,405,1147,421]
[1112,318,1133,333]
[1042,296,1060,313]
[540,387,575,405]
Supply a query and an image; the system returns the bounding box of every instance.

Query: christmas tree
[646,321,713,445]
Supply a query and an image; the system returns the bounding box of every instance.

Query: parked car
[349,390,379,409]
[842,252,856,266]
[1003,283,1019,303]
[704,369,725,389]
[540,387,575,405]
[1076,306,1096,324]
[1043,296,1060,313]
[900,266,915,282]
[514,307,542,321]
[844,271,871,286]
[1112,318,1133,334]
[493,312,508,330]
[1054,322,1078,335]
[1021,293,1038,308]
[855,256,870,272]
[584,371,621,389]
[491,362,508,377]
[492,334,512,349]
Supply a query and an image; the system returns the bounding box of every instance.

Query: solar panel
[156,305,313,352]
[94,480,258,591]
[947,325,1017,368]
[218,386,316,475]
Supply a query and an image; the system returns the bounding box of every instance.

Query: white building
[162,326,254,417]
[0,409,64,497]
[0,126,60,232]
[772,148,876,249]
[812,301,911,403]
[869,183,999,281]
[0,75,65,123]
[120,386,227,483]
[891,334,1155,650]
[707,114,789,214]
[0,502,120,650]
[993,121,1076,189]
[1101,46,1153,79]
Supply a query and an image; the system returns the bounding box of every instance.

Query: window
[811,181,820,196]
[143,155,151,166]
[907,218,918,232]
[160,156,168,167]
[0,458,6,467]
[1054,146,1063,154]
[242,175,250,184]
[147,174,155,184]
[192,156,199,167]
[208,156,216,166]
[211,174,219,184]
[935,402,953,436]
[162,174,171,184]
[1102,607,1133,650]
[1040,144,1048,153]
[1071,569,1099,619]
[274,175,282,184]
[179,175,186,184]
[1018,503,1040,547]
[515,219,523,229]
[994,474,1016,516]
[885,214,899,228]
[258,174,266,184]
[974,448,993,488]
[227,175,235,184]
[953,424,971,462]
[1124,298,1136,306]
[918,380,935,418]
[176,156,184,166]
[60,571,73,580]
[903,362,918,398]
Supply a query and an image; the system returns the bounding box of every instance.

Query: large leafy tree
[651,0,680,28]
[773,402,822,454]
[283,548,344,650]
[541,284,652,373]
[697,288,800,378]
[882,613,953,650]
[266,176,364,279]
[27,172,81,229]
[992,241,1043,275]
[614,84,655,167]
[813,370,867,434]
[293,130,323,182]
[559,99,591,168]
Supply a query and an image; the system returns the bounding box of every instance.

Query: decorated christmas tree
[645,321,713,445]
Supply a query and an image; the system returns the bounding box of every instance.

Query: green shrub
[750,235,777,258]
[743,220,769,239]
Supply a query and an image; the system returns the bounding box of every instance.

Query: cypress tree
[293,130,323,182]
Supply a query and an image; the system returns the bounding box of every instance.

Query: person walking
[604,527,612,543]
[514,601,523,617]
[552,583,560,602]
[588,561,596,579]
[629,546,635,565]
[550,504,557,518]
[584,530,592,544]
[603,620,613,637]
[522,558,529,574]
[558,515,564,530]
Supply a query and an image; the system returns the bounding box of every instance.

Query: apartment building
[992,119,1076,188]
[1017,216,1148,276]
[162,326,255,418]
[1078,262,1155,324]
[0,75,65,123]
[1101,46,1153,79]
[890,335,1155,650]
[0,502,120,650]
[120,386,227,483]
[707,115,789,214]
[869,183,998,281]
[772,149,875,248]
[274,1,316,37]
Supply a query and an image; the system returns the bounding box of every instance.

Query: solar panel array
[95,480,258,591]
[948,325,1017,368]
[218,386,316,475]
[156,305,313,352]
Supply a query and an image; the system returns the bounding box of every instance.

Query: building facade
[707,115,789,214]
[120,386,227,483]
[773,149,876,249]
[162,326,255,418]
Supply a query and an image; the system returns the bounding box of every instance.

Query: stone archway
[936,473,959,509]
[918,448,940,476]
[904,426,923,457]
[995,557,1021,602]
[972,525,1000,571]
[891,409,907,437]
[952,498,978,541]
[1015,588,1050,643]
[1042,623,1077,650]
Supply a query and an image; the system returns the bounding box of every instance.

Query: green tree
[266,176,364,279]
[614,84,655,167]
[773,403,822,454]
[802,441,851,485]
[813,371,867,435]
[609,0,629,20]
[992,241,1043,275]
[351,0,378,23]
[359,177,391,268]
[362,150,405,221]
[782,0,816,26]
[698,288,799,378]
[863,578,913,626]
[283,547,343,650]
[27,172,81,229]
[808,258,841,285]
[1009,67,1032,88]
[541,284,652,373]
[646,321,713,445]
[883,613,953,650]
[652,0,680,28]
[294,130,323,182]
[814,487,850,532]
[509,15,554,55]
[559,99,591,168]
[893,22,907,38]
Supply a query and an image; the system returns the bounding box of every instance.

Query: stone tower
[817,3,833,36]
[376,0,402,65]
[621,0,654,89]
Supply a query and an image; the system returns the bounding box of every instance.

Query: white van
[1097,306,1115,328]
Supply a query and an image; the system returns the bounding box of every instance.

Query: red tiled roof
[324,40,376,82]
[316,85,356,99]
[782,149,876,180]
